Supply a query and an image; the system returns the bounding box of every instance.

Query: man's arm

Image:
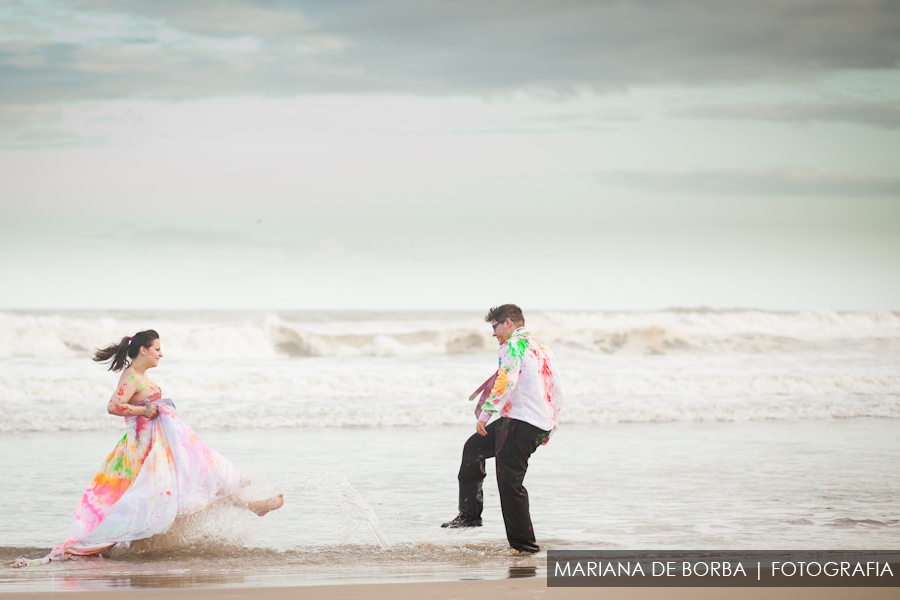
[475,344,523,433]
[471,372,498,418]
[542,349,565,444]
[469,373,496,402]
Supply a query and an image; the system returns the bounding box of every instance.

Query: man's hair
[485,304,525,325]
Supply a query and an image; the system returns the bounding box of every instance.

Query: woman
[14,330,283,567]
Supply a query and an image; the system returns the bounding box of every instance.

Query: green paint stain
[510,337,528,358]
[111,455,125,472]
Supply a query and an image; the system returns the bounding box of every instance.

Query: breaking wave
[1,309,898,431]
[1,309,897,359]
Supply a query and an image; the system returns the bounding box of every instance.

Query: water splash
[337,476,393,549]
[285,471,393,549]
[115,502,257,557]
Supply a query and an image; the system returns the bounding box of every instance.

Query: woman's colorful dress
[40,391,248,562]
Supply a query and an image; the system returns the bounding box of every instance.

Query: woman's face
[141,339,163,368]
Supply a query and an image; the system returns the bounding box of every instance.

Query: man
[441,304,564,554]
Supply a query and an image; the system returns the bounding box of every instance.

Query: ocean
[0,309,898,591]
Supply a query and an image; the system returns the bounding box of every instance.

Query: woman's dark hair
[92,330,160,372]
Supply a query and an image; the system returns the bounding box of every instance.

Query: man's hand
[476,419,487,436]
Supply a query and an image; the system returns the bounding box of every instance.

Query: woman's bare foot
[248,493,284,516]
[12,555,49,568]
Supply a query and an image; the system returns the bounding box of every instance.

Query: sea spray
[337,476,393,549]
[116,502,258,558]
[286,471,393,549]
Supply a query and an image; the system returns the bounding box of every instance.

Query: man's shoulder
[504,330,553,356]
[527,335,558,363]
[503,330,532,354]
[517,329,547,349]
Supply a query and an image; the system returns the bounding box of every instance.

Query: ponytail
[93,330,160,372]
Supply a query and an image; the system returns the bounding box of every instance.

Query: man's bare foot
[12,558,28,568]
[248,493,284,517]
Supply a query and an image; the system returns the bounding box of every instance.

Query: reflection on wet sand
[508,565,537,578]
[2,544,546,593]
[54,572,246,591]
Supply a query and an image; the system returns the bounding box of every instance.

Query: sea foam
[1,310,897,431]
[1,309,897,359]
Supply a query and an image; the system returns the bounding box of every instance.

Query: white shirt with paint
[477,327,564,433]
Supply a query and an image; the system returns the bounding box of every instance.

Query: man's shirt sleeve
[478,341,523,423]
[548,351,565,435]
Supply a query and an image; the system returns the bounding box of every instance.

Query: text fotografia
[547,551,900,588]
[556,560,893,578]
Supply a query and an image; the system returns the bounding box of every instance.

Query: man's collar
[501,326,528,345]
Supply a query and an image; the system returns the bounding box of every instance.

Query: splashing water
[113,502,260,558]
[285,471,392,549]
[337,476,393,549]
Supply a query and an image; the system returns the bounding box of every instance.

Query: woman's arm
[107,375,158,418]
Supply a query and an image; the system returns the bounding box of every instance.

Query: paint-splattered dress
[40,391,248,562]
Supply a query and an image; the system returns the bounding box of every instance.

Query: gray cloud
[674,102,900,129]
[125,227,268,248]
[600,167,900,197]
[443,109,639,134]
[0,103,101,148]
[0,0,898,104]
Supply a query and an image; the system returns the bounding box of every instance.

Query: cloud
[0,103,100,148]
[126,227,266,248]
[0,0,898,104]
[599,167,900,197]
[108,2,318,39]
[674,102,900,129]
[442,108,639,134]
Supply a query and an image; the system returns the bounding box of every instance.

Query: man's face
[491,318,517,344]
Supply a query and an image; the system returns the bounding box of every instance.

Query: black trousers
[457,417,549,551]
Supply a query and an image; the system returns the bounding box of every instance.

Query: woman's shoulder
[116,368,139,386]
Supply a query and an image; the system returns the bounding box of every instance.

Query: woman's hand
[107,373,160,418]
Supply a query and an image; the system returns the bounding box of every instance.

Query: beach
[0,309,898,594]
[2,579,899,600]
[4,0,899,596]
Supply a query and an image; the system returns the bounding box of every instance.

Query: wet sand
[2,579,898,600]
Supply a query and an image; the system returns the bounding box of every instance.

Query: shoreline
[2,578,898,600]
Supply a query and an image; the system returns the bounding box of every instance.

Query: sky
[1,0,898,311]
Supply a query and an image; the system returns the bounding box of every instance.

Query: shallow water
[1,421,898,591]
